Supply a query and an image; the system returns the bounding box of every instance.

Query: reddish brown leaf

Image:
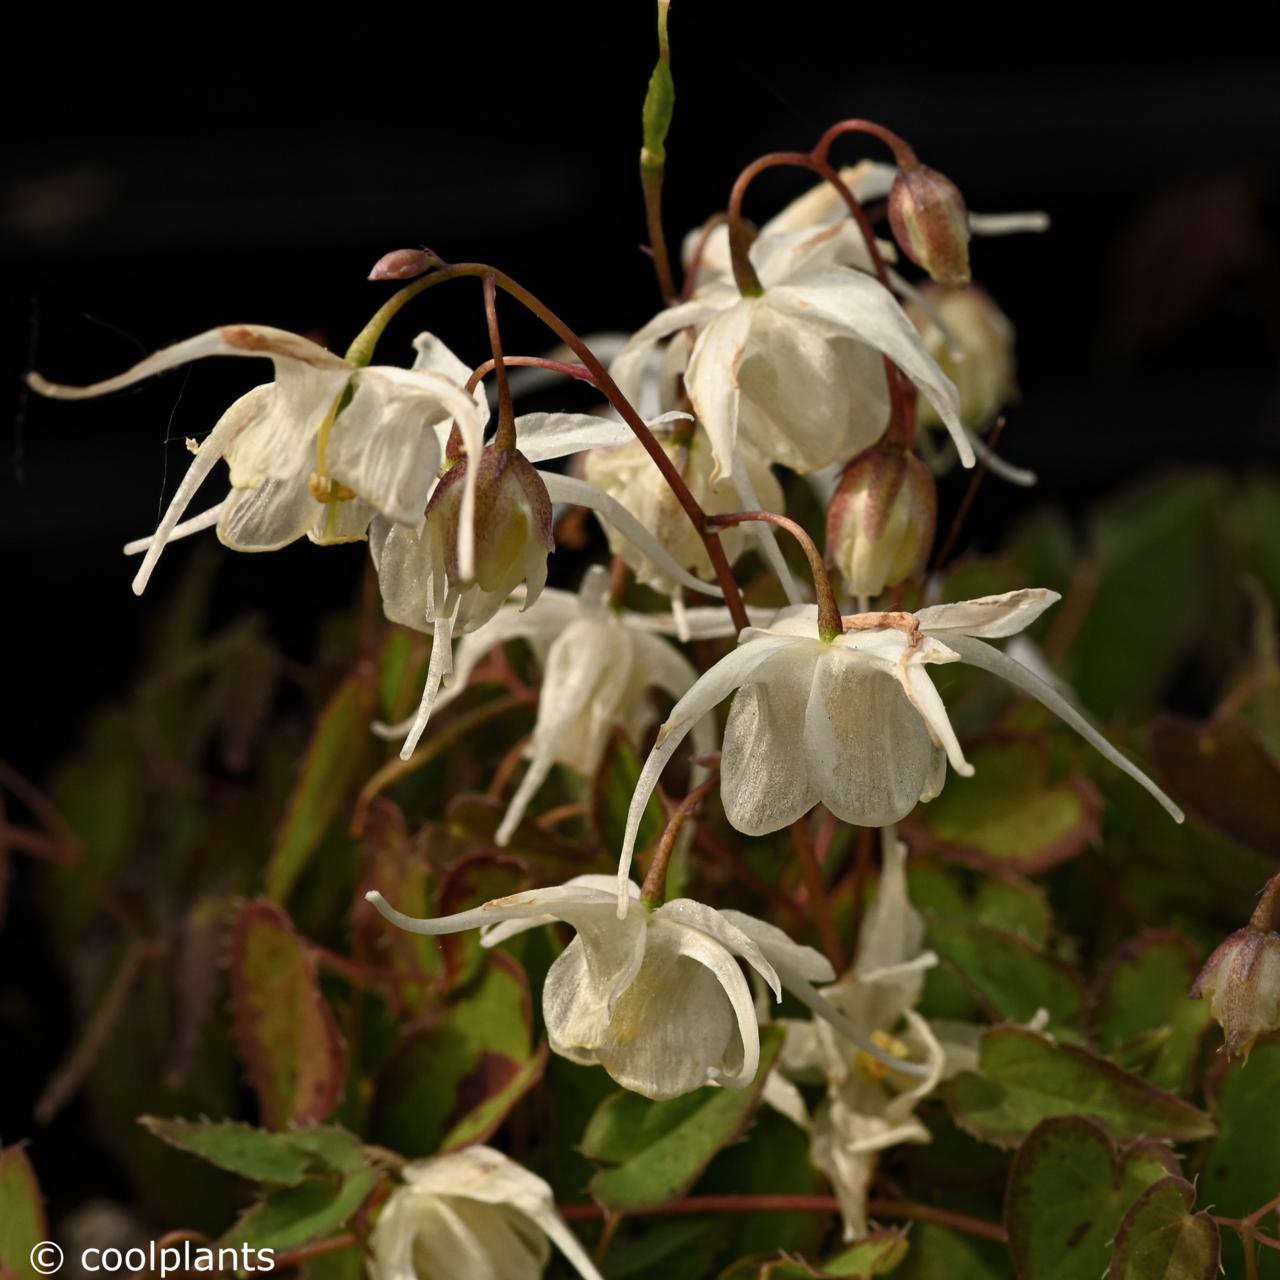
[229,900,346,1130]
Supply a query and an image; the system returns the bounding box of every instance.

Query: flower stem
[640,0,678,303]
[791,818,847,972]
[931,415,1006,571]
[811,118,918,168]
[558,1195,1006,1243]
[354,259,750,632]
[707,510,841,641]
[482,274,516,451]
[642,773,719,908]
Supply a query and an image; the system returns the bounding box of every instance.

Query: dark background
[2,7,1279,1208]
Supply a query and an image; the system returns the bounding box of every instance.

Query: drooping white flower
[766,836,976,1240]
[366,875,922,1102]
[375,566,726,830]
[583,418,784,596]
[373,406,741,759]
[616,589,1184,895]
[29,325,486,594]
[368,1144,601,1280]
[612,229,975,480]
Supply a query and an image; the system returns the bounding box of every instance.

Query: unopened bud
[1191,871,1280,1059]
[908,285,1016,430]
[427,445,553,598]
[888,165,971,286]
[826,445,936,598]
[368,248,439,282]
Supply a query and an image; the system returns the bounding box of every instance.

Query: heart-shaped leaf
[1109,1177,1220,1280]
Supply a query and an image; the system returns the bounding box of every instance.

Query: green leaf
[230,901,347,1130]
[587,1026,784,1212]
[265,672,374,902]
[640,0,674,167]
[1150,715,1280,859]
[1110,1177,1220,1280]
[907,739,1098,874]
[822,1231,911,1275]
[970,878,1052,946]
[369,952,540,1157]
[892,1223,1008,1279]
[140,1118,313,1184]
[1201,1037,1280,1221]
[1067,472,1223,716]
[1091,931,1212,1092]
[947,1028,1215,1149]
[222,1169,380,1252]
[593,732,664,860]
[0,1146,47,1280]
[1005,1117,1179,1280]
[925,917,1085,1026]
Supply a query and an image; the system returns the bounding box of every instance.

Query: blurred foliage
[2,468,1280,1279]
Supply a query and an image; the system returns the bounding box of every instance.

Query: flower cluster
[29,100,1192,1271]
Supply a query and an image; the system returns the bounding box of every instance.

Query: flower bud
[888,165,971,286]
[427,445,554,600]
[367,248,438,281]
[1191,871,1280,1059]
[908,285,1017,430]
[826,445,936,598]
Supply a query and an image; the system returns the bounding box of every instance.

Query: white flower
[583,419,784,597]
[28,325,486,594]
[617,589,1184,893]
[907,284,1018,431]
[366,875,919,1102]
[375,408,740,760]
[375,566,730,830]
[611,230,975,480]
[368,1145,601,1280]
[767,836,975,1240]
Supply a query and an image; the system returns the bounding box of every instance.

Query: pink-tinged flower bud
[826,444,936,598]
[1191,872,1280,1059]
[368,248,438,282]
[426,445,554,601]
[888,165,971,286]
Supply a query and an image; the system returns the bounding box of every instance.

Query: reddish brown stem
[469,355,594,387]
[811,119,918,168]
[681,212,729,301]
[559,1195,1006,1243]
[351,261,750,632]
[482,274,515,451]
[272,1233,360,1271]
[642,773,720,906]
[708,510,840,640]
[643,167,678,305]
[932,416,1006,572]
[792,819,847,972]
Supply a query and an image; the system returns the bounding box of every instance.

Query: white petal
[717,908,835,986]
[123,500,225,555]
[769,270,976,468]
[856,832,927,975]
[130,385,269,594]
[655,899,782,999]
[682,300,756,481]
[27,324,344,401]
[943,634,1185,823]
[915,588,1060,638]
[482,876,641,948]
[608,299,724,406]
[398,1147,602,1280]
[616,633,799,906]
[399,605,457,759]
[595,918,760,1097]
[513,412,635,463]
[539,471,724,598]
[903,661,973,776]
[969,210,1051,235]
[720,645,823,836]
[326,365,474,526]
[216,468,316,552]
[761,1068,812,1132]
[804,648,945,827]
